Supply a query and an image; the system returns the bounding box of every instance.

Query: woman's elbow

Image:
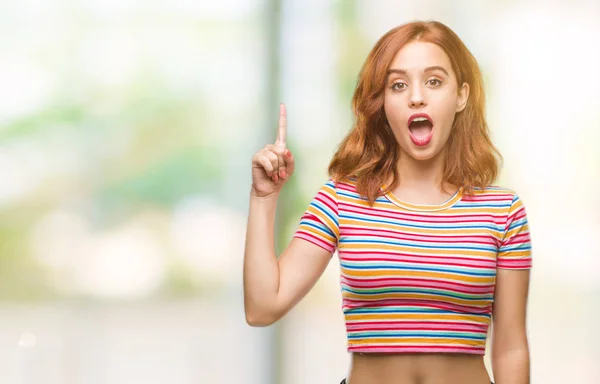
[244,306,280,327]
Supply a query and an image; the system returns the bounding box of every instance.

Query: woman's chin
[410,152,438,162]
[401,143,443,162]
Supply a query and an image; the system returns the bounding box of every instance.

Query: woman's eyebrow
[387,66,449,76]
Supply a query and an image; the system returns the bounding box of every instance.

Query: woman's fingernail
[281,170,287,178]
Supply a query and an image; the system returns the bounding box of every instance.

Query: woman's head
[329,20,501,204]
[384,40,469,162]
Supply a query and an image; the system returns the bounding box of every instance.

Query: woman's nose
[409,87,426,108]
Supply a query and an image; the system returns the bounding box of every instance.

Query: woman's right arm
[243,104,333,327]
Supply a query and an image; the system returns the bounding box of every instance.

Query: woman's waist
[348,352,489,384]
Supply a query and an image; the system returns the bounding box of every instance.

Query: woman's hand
[251,103,295,198]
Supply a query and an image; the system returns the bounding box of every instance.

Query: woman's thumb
[284,149,295,177]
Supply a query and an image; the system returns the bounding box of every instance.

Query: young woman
[244,20,532,384]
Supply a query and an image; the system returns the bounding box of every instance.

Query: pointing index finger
[275,103,286,147]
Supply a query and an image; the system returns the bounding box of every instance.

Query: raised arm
[243,104,333,326]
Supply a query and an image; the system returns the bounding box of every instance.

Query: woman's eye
[428,79,442,86]
[391,82,406,91]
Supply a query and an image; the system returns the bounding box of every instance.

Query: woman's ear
[456,82,470,112]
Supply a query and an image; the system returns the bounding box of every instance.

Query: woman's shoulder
[325,176,359,192]
[464,185,520,205]
[469,184,518,197]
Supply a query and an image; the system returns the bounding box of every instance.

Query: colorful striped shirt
[293,178,532,355]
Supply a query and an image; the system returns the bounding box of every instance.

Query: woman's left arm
[491,268,531,384]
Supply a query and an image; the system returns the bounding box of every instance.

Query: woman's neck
[395,149,446,189]
[387,148,460,206]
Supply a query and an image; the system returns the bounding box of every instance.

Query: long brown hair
[328,20,501,205]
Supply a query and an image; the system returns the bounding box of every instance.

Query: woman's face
[383,41,469,161]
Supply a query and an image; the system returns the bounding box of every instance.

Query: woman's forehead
[389,41,453,74]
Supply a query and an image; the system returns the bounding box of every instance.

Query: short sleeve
[293,179,339,253]
[497,193,532,269]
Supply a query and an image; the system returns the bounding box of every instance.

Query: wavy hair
[328,20,502,205]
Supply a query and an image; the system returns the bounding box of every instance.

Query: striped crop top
[293,179,532,355]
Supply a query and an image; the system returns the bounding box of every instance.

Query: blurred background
[0,0,598,383]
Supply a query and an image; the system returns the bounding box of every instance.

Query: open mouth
[408,115,434,146]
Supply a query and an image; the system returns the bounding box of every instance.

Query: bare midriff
[346,352,491,384]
